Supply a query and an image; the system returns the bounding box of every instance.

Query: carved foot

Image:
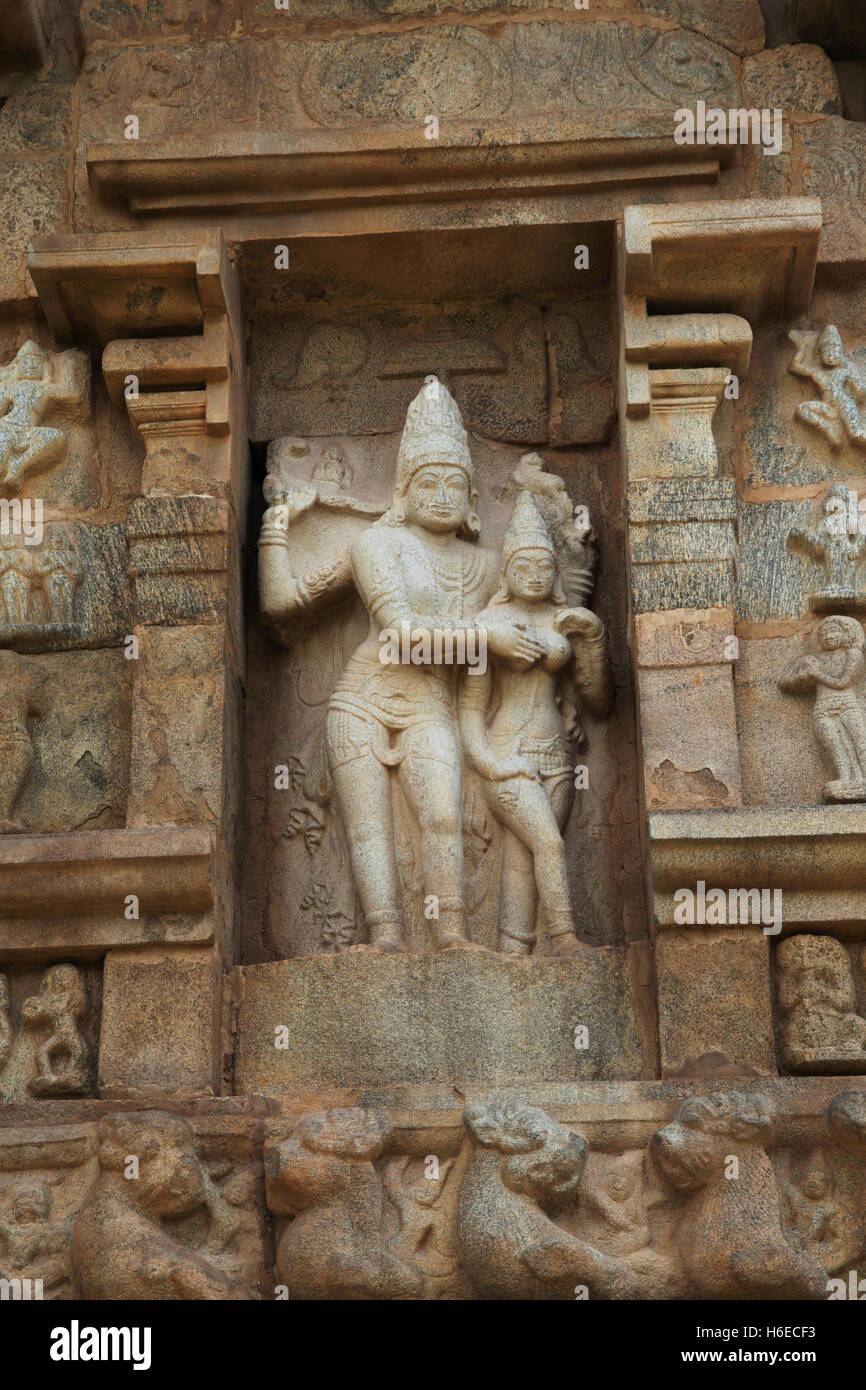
[549,933,586,958]
[0,818,25,834]
[437,937,493,954]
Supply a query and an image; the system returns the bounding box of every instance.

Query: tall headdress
[502,490,556,567]
[395,377,473,492]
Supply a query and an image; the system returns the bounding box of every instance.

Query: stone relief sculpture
[776,935,866,1073]
[0,342,89,491]
[789,326,866,452]
[788,483,866,611]
[0,1179,72,1299]
[457,1096,638,1300]
[459,491,613,956]
[778,615,866,801]
[71,1113,252,1301]
[649,1093,828,1300]
[0,527,84,635]
[258,379,612,956]
[0,963,94,1101]
[264,1108,425,1300]
[22,964,90,1097]
[0,650,47,832]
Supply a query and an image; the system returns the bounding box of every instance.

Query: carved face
[503,1123,586,1208]
[818,620,847,651]
[403,466,470,533]
[138,1133,207,1218]
[819,328,843,367]
[505,549,556,603]
[650,1117,729,1193]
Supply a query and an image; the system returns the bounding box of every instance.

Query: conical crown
[502,490,555,567]
[395,377,472,490]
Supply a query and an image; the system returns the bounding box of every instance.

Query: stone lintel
[649,806,866,927]
[85,118,731,221]
[0,825,214,921]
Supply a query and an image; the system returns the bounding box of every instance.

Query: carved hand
[484,620,545,664]
[489,756,538,782]
[554,607,604,639]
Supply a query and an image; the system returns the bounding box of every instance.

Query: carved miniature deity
[790,325,866,451]
[0,342,82,490]
[777,934,866,1073]
[788,483,866,609]
[0,532,35,624]
[0,650,47,832]
[458,491,613,956]
[0,1180,71,1296]
[778,615,866,801]
[22,963,89,1097]
[37,528,84,624]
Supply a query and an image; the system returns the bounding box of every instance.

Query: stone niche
[238,218,654,1093]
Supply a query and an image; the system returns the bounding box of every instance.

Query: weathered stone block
[656,928,776,1078]
[235,951,645,1096]
[98,947,219,1098]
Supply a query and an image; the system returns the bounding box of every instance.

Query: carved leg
[0,573,29,624]
[328,742,406,952]
[398,726,469,949]
[496,828,537,954]
[840,707,866,784]
[0,728,34,831]
[491,777,579,955]
[814,712,855,788]
[796,400,845,449]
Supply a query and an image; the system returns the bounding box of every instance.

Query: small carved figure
[0,650,47,833]
[777,1147,861,1275]
[457,1096,638,1299]
[0,532,35,624]
[22,963,89,1096]
[788,483,866,609]
[0,975,10,1072]
[265,1107,425,1300]
[459,491,614,955]
[0,342,84,490]
[777,935,866,1072]
[789,325,866,452]
[0,1180,71,1297]
[649,1092,827,1299]
[71,1112,248,1300]
[36,528,83,624]
[778,615,866,801]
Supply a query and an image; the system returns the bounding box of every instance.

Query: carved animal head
[264,1107,391,1215]
[463,1097,586,1208]
[650,1093,775,1194]
[96,1112,207,1219]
